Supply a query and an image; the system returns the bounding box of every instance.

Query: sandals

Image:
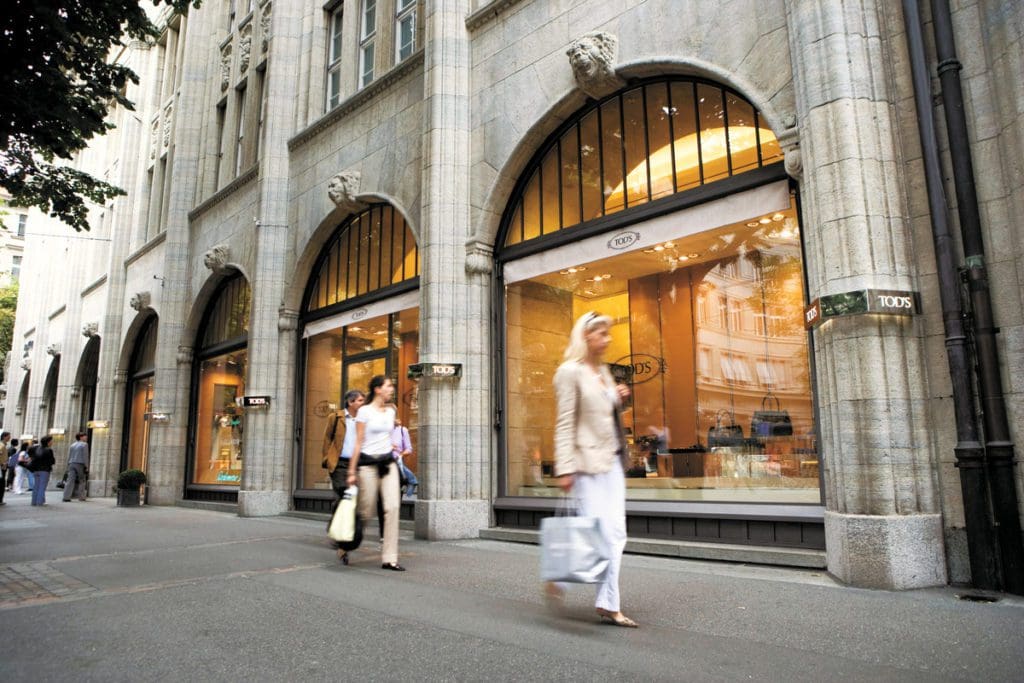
[543,581,566,613]
[596,608,639,628]
[337,549,349,565]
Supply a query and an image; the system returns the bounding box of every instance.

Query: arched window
[501,77,782,249]
[498,77,819,508]
[295,203,421,508]
[189,274,251,492]
[43,356,60,431]
[304,203,419,315]
[124,316,158,473]
[76,336,101,433]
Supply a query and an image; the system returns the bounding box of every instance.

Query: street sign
[236,395,271,408]
[408,363,462,379]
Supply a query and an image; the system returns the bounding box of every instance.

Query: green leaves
[0,0,201,232]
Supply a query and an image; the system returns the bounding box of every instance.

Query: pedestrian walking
[0,431,9,505]
[29,435,56,506]
[391,416,418,499]
[13,439,32,495]
[5,438,17,492]
[63,432,90,502]
[548,311,637,628]
[347,375,405,571]
[322,389,365,564]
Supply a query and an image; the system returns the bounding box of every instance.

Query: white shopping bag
[539,500,610,584]
[328,486,358,542]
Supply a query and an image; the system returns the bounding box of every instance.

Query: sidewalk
[1,492,1022,682]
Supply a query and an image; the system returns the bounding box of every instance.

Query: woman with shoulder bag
[548,312,637,628]
[30,435,56,506]
[347,375,405,571]
[13,440,32,495]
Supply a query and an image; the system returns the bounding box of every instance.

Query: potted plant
[116,469,147,507]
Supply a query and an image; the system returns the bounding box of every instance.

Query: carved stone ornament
[220,44,232,92]
[20,358,31,371]
[162,103,173,148]
[129,291,152,312]
[150,118,160,160]
[260,3,272,53]
[176,345,193,365]
[82,322,99,338]
[46,343,61,357]
[278,309,299,332]
[465,239,493,275]
[566,32,625,100]
[778,126,801,181]
[113,369,128,384]
[70,386,81,398]
[784,146,802,180]
[239,24,253,73]
[327,171,367,215]
[203,244,231,273]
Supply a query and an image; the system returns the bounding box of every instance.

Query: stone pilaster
[414,0,492,540]
[785,0,946,588]
[144,7,218,506]
[236,0,304,517]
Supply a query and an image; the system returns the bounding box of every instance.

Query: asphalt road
[1,493,1022,682]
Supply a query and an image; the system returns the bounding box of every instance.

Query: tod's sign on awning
[805,289,921,329]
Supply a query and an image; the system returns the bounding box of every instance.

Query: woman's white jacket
[553,360,624,476]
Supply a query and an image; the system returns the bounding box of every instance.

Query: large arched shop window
[124,316,157,473]
[42,355,60,432]
[16,372,30,428]
[498,76,819,505]
[189,273,251,488]
[298,203,420,496]
[76,336,100,433]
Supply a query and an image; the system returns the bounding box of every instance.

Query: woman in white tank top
[347,375,405,571]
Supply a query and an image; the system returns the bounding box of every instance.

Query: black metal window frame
[497,75,783,259]
[185,272,251,496]
[121,314,158,472]
[493,77,824,522]
[302,202,420,321]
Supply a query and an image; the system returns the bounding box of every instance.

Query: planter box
[117,488,141,507]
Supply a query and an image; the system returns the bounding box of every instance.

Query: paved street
[1,493,1022,682]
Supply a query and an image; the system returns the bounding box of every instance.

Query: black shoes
[381,562,406,571]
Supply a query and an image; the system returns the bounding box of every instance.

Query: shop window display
[300,308,419,490]
[125,316,158,473]
[190,276,250,487]
[504,198,819,503]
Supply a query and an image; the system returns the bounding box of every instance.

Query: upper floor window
[12,255,21,280]
[395,0,416,62]
[326,8,345,109]
[17,214,27,237]
[359,0,376,89]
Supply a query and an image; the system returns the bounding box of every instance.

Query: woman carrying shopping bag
[548,311,637,627]
[347,375,405,571]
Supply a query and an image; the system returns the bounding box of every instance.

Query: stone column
[414,0,492,540]
[144,7,217,506]
[785,0,946,588]
[236,0,303,516]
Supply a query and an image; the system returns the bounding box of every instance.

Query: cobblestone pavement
[0,561,96,607]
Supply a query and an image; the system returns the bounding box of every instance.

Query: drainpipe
[930,0,1024,594]
[902,0,999,590]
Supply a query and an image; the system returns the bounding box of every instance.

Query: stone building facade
[6,0,1024,592]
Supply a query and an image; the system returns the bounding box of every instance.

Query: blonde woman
[347,375,405,571]
[549,311,637,627]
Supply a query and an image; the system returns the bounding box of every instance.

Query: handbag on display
[539,498,611,584]
[751,395,793,437]
[708,410,745,448]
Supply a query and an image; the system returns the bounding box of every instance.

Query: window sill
[188,164,260,223]
[288,49,425,152]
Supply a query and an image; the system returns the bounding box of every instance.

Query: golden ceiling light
[759,217,771,224]
[772,213,785,221]
[746,221,760,228]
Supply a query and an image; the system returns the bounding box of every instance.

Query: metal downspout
[902,0,998,590]
[930,0,1024,594]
